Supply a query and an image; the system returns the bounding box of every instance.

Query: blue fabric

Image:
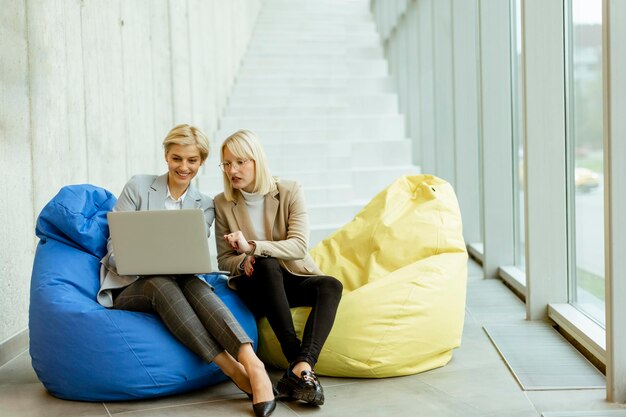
[29,184,257,401]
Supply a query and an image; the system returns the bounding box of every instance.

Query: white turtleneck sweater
[240,190,268,240]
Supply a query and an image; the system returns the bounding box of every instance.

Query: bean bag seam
[364,282,417,370]
[319,348,381,378]
[102,309,160,387]
[54,194,114,237]
[94,195,116,236]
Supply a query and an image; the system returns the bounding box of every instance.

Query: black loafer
[276,368,324,406]
[252,399,276,417]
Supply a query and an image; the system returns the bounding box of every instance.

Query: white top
[165,186,188,210]
[241,190,267,240]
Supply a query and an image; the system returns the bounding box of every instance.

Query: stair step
[224,101,397,117]
[260,138,408,157]
[254,20,376,30]
[258,11,370,21]
[244,47,384,60]
[234,75,393,87]
[351,166,421,199]
[248,33,380,46]
[261,2,369,11]
[240,58,387,70]
[202,139,411,174]
[308,201,368,225]
[245,43,381,54]
[219,115,405,132]
[214,128,405,142]
[302,185,353,204]
[237,67,387,78]
[230,85,395,96]
[310,224,347,247]
[228,93,397,107]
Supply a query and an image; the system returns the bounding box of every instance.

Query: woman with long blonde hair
[214,129,343,407]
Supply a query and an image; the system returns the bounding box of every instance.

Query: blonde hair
[162,124,210,162]
[221,129,277,201]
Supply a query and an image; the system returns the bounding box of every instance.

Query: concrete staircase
[197,0,419,249]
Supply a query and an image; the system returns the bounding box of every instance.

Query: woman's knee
[251,257,281,271]
[318,276,342,292]
[250,257,283,284]
[142,276,182,303]
[178,275,213,295]
[318,276,343,302]
[143,276,176,291]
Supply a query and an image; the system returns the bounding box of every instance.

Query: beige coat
[214,180,323,288]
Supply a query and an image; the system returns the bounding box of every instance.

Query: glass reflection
[511,0,525,270]
[566,0,604,326]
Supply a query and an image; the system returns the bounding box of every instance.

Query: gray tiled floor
[2,259,625,417]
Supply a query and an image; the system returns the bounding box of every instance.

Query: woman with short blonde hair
[99,124,276,417]
[162,124,210,162]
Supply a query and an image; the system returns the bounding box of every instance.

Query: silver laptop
[107,209,213,276]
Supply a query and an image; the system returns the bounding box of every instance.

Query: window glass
[511,0,525,271]
[566,0,604,326]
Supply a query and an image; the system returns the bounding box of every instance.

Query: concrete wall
[0,0,263,351]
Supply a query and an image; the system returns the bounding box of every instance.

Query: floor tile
[429,325,505,374]
[0,351,108,417]
[527,389,626,415]
[106,397,294,417]
[0,350,39,386]
[417,362,538,416]
[467,259,484,279]
[105,368,289,414]
[281,377,489,417]
[465,279,528,324]
[104,382,246,414]
[0,382,109,417]
[542,411,626,417]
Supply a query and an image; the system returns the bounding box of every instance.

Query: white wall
[0,0,263,348]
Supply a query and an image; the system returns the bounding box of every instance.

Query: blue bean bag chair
[29,184,257,401]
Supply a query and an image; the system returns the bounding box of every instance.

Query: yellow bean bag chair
[257,175,468,377]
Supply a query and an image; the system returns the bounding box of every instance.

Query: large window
[565,0,605,326]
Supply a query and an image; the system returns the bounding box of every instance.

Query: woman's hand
[223,231,253,254]
[243,255,255,277]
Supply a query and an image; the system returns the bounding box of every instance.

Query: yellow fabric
[257,175,468,377]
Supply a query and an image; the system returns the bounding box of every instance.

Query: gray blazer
[97,173,215,307]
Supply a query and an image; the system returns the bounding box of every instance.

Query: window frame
[604,0,626,402]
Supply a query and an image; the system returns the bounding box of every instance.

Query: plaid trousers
[113,275,251,362]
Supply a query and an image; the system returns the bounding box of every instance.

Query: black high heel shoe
[252,399,276,417]
[251,371,277,417]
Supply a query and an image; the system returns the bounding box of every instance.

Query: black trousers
[113,275,252,362]
[234,257,343,369]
